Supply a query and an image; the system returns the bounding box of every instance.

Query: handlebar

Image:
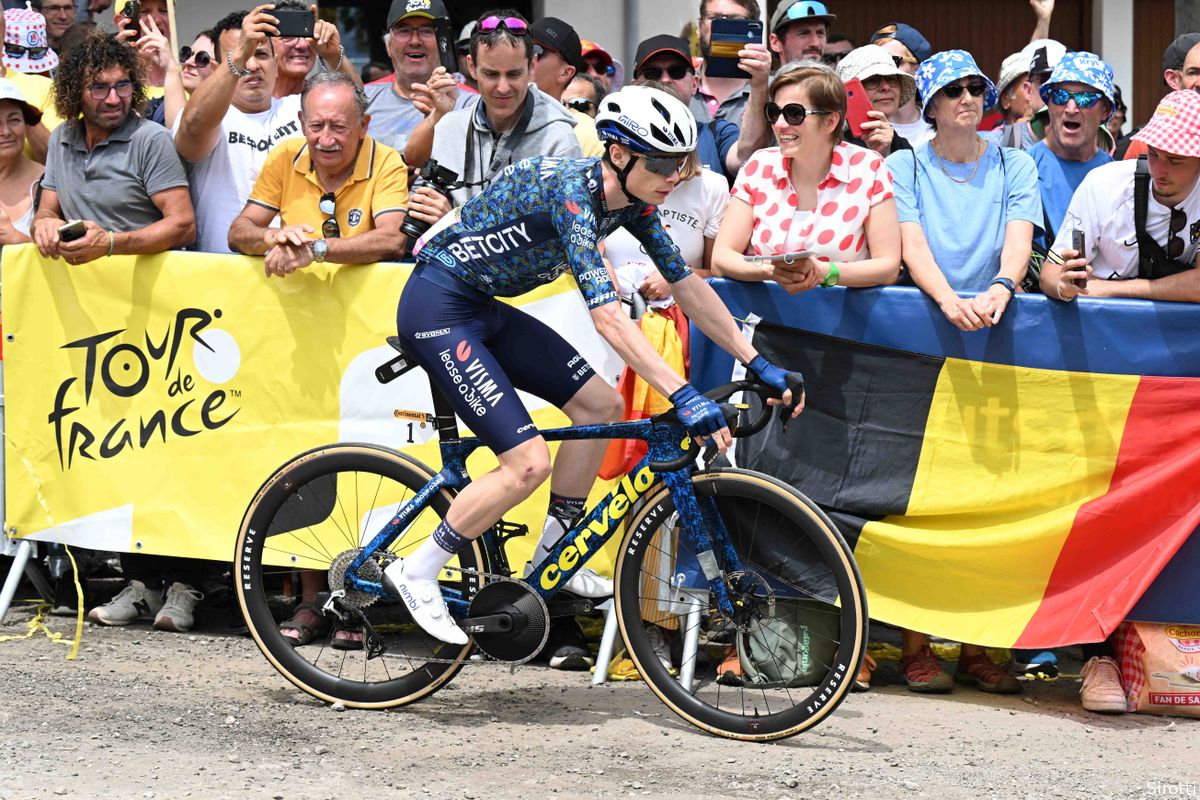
[647,375,803,472]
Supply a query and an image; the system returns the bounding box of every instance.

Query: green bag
[738,598,841,688]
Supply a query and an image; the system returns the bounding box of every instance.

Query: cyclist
[384,85,803,644]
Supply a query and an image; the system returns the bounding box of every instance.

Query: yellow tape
[0,601,75,647]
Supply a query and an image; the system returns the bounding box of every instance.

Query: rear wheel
[235,443,488,708]
[614,468,866,741]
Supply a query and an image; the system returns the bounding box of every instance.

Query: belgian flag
[737,322,1200,649]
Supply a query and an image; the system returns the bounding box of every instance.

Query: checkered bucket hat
[1133,90,1200,158]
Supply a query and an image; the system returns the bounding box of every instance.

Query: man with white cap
[1029,51,1115,247]
[1043,90,1200,304]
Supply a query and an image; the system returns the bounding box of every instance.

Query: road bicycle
[234,339,867,741]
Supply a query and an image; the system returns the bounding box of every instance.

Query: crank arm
[459,612,525,635]
[546,597,595,617]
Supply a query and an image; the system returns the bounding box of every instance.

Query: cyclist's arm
[590,301,687,397]
[670,273,757,364]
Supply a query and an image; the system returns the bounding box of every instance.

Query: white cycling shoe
[523,563,613,598]
[383,559,468,645]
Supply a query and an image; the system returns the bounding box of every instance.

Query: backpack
[737,598,841,688]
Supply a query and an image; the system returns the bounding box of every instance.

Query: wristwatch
[989,276,1017,295]
[820,261,840,288]
[310,238,329,263]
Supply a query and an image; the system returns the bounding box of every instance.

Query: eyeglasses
[319,192,340,239]
[41,2,75,14]
[178,46,213,69]
[4,43,50,60]
[564,97,596,113]
[1167,208,1187,260]
[764,101,832,125]
[583,60,615,78]
[704,13,750,21]
[478,16,529,35]
[862,74,900,91]
[86,80,135,101]
[390,23,437,41]
[821,52,848,65]
[1046,88,1104,109]
[638,63,691,81]
[940,82,987,99]
[641,153,688,177]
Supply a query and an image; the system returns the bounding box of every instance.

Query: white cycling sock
[531,493,588,566]
[403,519,469,582]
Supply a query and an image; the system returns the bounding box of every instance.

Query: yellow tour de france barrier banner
[1,245,625,573]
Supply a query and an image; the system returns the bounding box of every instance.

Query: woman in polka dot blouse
[710,64,902,294]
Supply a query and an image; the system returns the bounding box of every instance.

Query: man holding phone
[269,1,361,99]
[695,0,759,127]
[632,34,771,183]
[33,33,194,264]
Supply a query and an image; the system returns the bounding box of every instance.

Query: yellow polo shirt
[247,134,408,236]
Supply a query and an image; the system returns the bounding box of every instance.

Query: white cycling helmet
[595,85,697,156]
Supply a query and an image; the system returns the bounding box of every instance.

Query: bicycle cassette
[465,578,549,664]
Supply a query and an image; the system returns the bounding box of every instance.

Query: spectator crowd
[4,0,1199,717]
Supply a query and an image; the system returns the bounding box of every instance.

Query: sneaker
[1080,656,1126,713]
[153,582,204,632]
[523,563,613,598]
[900,645,954,693]
[1015,649,1059,680]
[382,559,468,645]
[954,651,1022,694]
[86,580,163,626]
[544,617,593,670]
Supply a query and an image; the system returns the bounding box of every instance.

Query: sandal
[900,644,953,693]
[278,602,330,646]
[853,652,878,693]
[955,652,1021,694]
[331,623,365,651]
[716,645,743,686]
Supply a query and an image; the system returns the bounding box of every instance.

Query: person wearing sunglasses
[885,55,1039,694]
[820,33,854,66]
[835,44,918,158]
[137,24,216,128]
[420,10,581,208]
[869,22,933,149]
[385,84,803,647]
[365,0,472,157]
[0,6,62,162]
[579,38,616,93]
[631,34,770,185]
[712,63,901,310]
[1043,90,1200,308]
[1028,52,1116,250]
[562,73,604,119]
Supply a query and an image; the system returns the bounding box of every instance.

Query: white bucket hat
[3,6,59,74]
[835,44,917,108]
[996,52,1030,96]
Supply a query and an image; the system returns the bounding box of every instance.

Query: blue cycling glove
[747,355,792,398]
[669,384,726,439]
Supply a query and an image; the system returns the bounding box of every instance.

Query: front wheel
[235,443,489,708]
[614,468,867,741]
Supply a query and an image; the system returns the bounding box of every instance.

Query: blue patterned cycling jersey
[413,156,692,309]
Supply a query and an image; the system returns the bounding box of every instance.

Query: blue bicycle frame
[344,415,745,619]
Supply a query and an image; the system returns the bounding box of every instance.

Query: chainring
[466,577,550,664]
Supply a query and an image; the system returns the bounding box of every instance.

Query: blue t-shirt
[696,118,738,183]
[1028,141,1112,246]
[416,156,691,309]
[888,140,1043,292]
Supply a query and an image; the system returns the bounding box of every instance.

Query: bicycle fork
[661,470,744,621]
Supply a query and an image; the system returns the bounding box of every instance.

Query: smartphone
[707,18,763,79]
[120,0,139,21]
[844,77,874,139]
[58,219,86,243]
[1070,229,1088,288]
[744,250,814,265]
[272,7,315,38]
[434,17,458,75]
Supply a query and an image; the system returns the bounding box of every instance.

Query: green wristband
[821,261,840,288]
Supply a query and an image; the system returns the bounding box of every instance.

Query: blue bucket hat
[915,50,998,123]
[1040,51,1115,121]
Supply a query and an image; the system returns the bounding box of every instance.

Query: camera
[400,159,459,241]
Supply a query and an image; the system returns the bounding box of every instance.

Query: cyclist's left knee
[563,378,623,425]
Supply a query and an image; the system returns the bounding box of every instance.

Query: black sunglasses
[639,63,691,81]
[178,46,213,69]
[564,97,596,113]
[940,82,988,99]
[4,43,49,60]
[821,51,847,66]
[1167,207,1187,260]
[764,101,832,126]
[641,153,688,177]
[319,192,340,239]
